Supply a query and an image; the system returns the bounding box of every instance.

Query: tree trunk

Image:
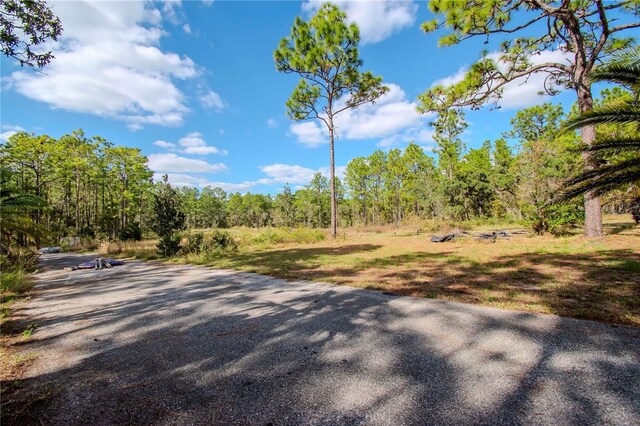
[329,125,337,239]
[576,83,603,237]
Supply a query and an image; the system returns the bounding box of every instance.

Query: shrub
[119,222,142,241]
[181,231,204,254]
[180,230,237,255]
[201,230,237,253]
[157,234,181,257]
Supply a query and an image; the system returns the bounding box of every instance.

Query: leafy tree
[344,157,371,225]
[507,103,582,233]
[419,0,640,237]
[152,175,186,257]
[432,109,467,180]
[458,141,495,218]
[367,150,387,225]
[307,173,330,228]
[274,3,387,238]
[431,108,467,219]
[384,148,407,226]
[200,187,227,228]
[1,0,63,68]
[558,48,640,201]
[402,143,436,218]
[0,167,46,251]
[274,184,296,227]
[491,138,518,217]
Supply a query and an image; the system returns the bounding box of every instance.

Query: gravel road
[13,252,640,425]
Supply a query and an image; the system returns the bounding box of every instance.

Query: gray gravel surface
[14,252,640,425]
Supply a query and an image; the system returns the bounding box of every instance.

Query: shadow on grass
[378,249,640,324]
[214,244,639,325]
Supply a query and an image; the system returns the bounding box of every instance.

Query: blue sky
[1,0,584,193]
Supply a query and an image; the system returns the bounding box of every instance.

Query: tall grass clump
[181,230,237,256]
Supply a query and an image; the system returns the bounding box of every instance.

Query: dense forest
[2,93,637,255]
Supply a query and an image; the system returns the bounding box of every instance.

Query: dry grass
[104,215,640,326]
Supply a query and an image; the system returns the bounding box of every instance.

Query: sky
[0,0,588,194]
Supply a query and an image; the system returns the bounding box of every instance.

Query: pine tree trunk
[329,126,337,238]
[576,83,603,237]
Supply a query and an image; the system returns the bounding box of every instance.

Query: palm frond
[562,105,640,132]
[557,167,640,200]
[590,66,640,87]
[583,137,640,155]
[561,157,640,186]
[1,194,46,211]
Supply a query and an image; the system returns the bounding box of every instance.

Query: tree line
[2,86,636,254]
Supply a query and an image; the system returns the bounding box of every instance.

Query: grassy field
[102,215,640,326]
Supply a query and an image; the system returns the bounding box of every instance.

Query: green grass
[1,271,31,295]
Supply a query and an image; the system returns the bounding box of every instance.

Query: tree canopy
[0,0,63,68]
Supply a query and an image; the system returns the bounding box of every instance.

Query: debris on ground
[474,230,529,241]
[63,257,125,271]
[38,247,61,254]
[432,229,528,243]
[475,231,511,241]
[431,232,466,243]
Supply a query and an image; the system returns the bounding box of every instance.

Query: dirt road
[8,253,640,425]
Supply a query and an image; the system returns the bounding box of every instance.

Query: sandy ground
[10,252,640,425]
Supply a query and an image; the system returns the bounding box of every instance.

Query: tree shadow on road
[3,255,640,424]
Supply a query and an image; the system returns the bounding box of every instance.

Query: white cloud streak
[148,153,228,173]
[302,0,417,44]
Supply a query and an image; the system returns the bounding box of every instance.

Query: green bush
[201,230,237,253]
[119,222,142,241]
[181,231,204,254]
[157,234,181,257]
[181,230,237,255]
[521,201,584,235]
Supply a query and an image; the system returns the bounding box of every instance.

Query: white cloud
[202,0,214,6]
[155,173,257,192]
[207,181,256,192]
[200,90,225,110]
[178,131,207,147]
[7,1,197,129]
[267,118,277,128]
[289,83,434,148]
[154,131,226,155]
[432,50,573,110]
[178,131,226,155]
[302,0,417,44]
[153,140,177,149]
[289,121,326,147]
[0,125,25,142]
[183,24,192,34]
[148,153,227,173]
[260,164,318,184]
[260,163,345,185]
